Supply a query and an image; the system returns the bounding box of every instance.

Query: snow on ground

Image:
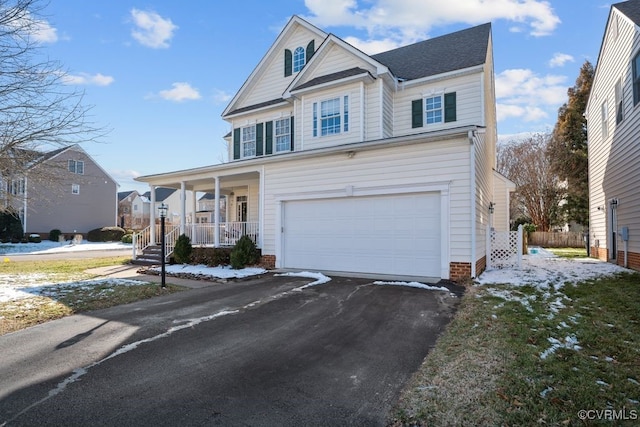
[476,246,631,289]
[0,241,131,255]
[274,271,332,290]
[373,281,449,291]
[148,264,267,279]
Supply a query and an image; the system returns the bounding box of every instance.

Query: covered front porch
[133,166,264,261]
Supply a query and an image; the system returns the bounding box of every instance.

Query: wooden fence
[527,231,585,248]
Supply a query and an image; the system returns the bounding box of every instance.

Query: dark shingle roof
[371,23,491,80]
[226,97,288,116]
[292,67,373,91]
[614,0,640,25]
[118,191,135,201]
[142,187,176,202]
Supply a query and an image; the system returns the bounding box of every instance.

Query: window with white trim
[615,78,623,124]
[601,100,608,139]
[293,47,305,72]
[72,184,80,195]
[275,118,291,152]
[8,178,25,195]
[241,125,256,157]
[312,95,349,137]
[68,159,84,174]
[425,95,443,124]
[633,52,640,106]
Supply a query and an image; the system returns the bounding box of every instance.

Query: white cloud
[303,0,560,51]
[343,35,401,55]
[31,17,58,43]
[548,52,575,68]
[130,9,177,49]
[157,82,201,102]
[212,89,232,104]
[495,68,568,123]
[63,72,114,86]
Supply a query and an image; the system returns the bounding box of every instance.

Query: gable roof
[371,23,491,81]
[291,67,374,92]
[118,190,135,201]
[142,187,177,202]
[614,0,640,25]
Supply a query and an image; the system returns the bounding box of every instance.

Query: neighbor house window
[426,95,443,124]
[633,52,640,105]
[8,178,25,195]
[72,184,80,195]
[293,47,305,72]
[312,95,349,137]
[275,118,291,152]
[242,125,256,157]
[601,100,608,139]
[615,78,624,124]
[68,159,84,174]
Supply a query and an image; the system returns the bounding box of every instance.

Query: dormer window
[293,47,305,73]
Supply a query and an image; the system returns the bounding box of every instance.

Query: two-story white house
[136,16,506,281]
[586,0,640,271]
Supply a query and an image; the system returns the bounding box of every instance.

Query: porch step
[132,245,163,266]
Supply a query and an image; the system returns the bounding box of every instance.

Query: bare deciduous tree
[0,0,103,211]
[497,133,564,231]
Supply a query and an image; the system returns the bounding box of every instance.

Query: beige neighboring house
[142,187,196,226]
[136,16,510,281]
[196,193,227,223]
[118,190,150,230]
[586,0,640,270]
[3,144,118,237]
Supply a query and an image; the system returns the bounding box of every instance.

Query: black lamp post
[158,202,168,289]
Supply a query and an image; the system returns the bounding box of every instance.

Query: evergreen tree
[547,60,594,226]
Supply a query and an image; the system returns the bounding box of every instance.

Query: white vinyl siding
[587,7,640,257]
[262,137,473,271]
[473,130,492,265]
[394,73,483,136]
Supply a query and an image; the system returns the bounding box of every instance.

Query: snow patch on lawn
[148,264,266,279]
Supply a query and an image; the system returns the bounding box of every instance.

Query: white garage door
[282,193,441,277]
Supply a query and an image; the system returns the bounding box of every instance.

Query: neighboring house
[2,144,118,237]
[136,16,506,281]
[587,0,640,270]
[142,187,196,226]
[118,190,150,230]
[196,193,226,223]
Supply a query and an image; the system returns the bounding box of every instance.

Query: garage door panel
[283,193,441,277]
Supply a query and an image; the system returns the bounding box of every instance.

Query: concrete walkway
[85,264,220,289]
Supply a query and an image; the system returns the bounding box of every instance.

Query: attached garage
[281,192,442,277]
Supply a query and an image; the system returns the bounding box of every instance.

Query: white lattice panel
[489,227,522,269]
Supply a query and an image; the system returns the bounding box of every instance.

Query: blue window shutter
[256,123,264,156]
[411,99,423,128]
[284,49,292,77]
[306,40,315,61]
[233,129,240,160]
[444,92,457,122]
[265,121,273,155]
[290,116,295,151]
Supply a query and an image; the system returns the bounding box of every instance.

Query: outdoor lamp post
[158,203,168,289]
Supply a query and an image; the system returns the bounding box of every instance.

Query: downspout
[23,176,28,233]
[469,130,477,278]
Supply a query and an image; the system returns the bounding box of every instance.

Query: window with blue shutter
[233,128,241,160]
[444,92,456,122]
[412,99,423,128]
[284,49,292,77]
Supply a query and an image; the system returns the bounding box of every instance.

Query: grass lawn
[0,257,184,336]
[547,247,588,258]
[390,256,640,425]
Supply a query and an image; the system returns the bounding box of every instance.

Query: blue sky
[31,0,612,192]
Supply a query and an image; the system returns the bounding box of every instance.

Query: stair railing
[132,225,152,260]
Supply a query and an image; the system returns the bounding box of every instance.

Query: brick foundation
[616,250,640,271]
[260,254,276,269]
[475,255,487,277]
[449,262,472,282]
[590,246,608,261]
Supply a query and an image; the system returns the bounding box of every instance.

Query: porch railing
[133,222,259,261]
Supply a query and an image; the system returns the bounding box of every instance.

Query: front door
[236,196,247,222]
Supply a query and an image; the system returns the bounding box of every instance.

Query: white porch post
[214,177,220,247]
[259,166,264,249]
[180,181,186,234]
[191,190,197,242]
[150,185,156,245]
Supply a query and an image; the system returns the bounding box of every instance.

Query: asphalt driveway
[0,273,461,426]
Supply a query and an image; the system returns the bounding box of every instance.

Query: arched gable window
[293,47,305,72]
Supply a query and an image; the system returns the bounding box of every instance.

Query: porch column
[259,166,265,249]
[214,177,220,247]
[191,190,197,243]
[150,185,156,245]
[180,181,186,234]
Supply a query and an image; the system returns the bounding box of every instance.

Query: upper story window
[242,125,256,158]
[425,95,443,124]
[72,184,80,195]
[313,95,349,137]
[284,40,315,77]
[8,178,25,196]
[633,52,640,106]
[68,159,84,175]
[412,92,457,128]
[293,47,305,73]
[615,78,624,124]
[275,118,291,152]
